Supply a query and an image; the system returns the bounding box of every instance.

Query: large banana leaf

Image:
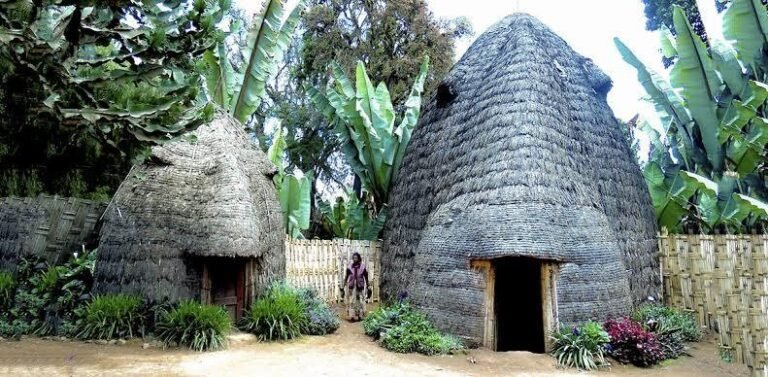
[671,7,725,173]
[203,43,237,106]
[728,116,768,174]
[278,170,312,239]
[645,161,716,230]
[710,40,747,96]
[660,26,678,59]
[267,126,287,170]
[230,0,304,123]
[391,57,429,187]
[310,58,430,208]
[722,0,768,71]
[615,37,702,168]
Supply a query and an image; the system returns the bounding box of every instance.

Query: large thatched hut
[380,14,659,352]
[94,113,284,320]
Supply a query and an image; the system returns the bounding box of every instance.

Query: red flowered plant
[603,317,664,367]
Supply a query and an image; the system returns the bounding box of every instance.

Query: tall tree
[299,0,471,104]
[266,0,471,200]
[643,0,706,40]
[0,0,229,198]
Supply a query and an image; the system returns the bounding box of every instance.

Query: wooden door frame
[200,258,249,321]
[471,259,558,352]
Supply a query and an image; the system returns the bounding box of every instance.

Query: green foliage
[0,252,97,338]
[318,193,387,240]
[76,294,144,340]
[363,301,463,355]
[298,289,340,336]
[241,283,308,341]
[309,57,429,221]
[0,0,227,197]
[633,304,701,342]
[642,0,707,40]
[550,321,610,370]
[203,0,305,124]
[300,0,470,106]
[617,0,768,233]
[269,127,313,238]
[155,300,231,352]
[0,271,14,309]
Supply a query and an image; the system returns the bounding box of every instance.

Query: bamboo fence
[659,230,768,377]
[284,238,381,303]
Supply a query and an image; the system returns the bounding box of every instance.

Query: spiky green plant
[240,283,307,341]
[550,321,611,370]
[76,294,144,340]
[155,300,231,352]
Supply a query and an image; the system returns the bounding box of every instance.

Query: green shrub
[156,300,231,352]
[363,301,463,355]
[2,252,97,337]
[0,271,14,309]
[550,321,610,370]
[298,289,339,336]
[77,294,144,340]
[241,283,308,341]
[632,304,701,342]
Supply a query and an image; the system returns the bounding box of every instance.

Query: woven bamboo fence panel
[0,195,106,267]
[285,238,381,303]
[659,231,768,377]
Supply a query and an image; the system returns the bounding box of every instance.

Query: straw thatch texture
[94,112,284,303]
[381,13,659,342]
[0,195,105,271]
[659,231,767,377]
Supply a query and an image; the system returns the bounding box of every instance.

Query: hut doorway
[201,258,247,321]
[471,258,557,353]
[495,257,544,352]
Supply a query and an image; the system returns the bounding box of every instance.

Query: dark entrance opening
[207,258,246,321]
[495,257,544,352]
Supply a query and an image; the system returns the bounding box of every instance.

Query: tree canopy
[0,0,229,198]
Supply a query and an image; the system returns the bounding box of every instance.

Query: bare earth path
[0,320,748,376]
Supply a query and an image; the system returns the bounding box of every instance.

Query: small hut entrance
[496,257,544,352]
[201,258,247,321]
[471,257,558,353]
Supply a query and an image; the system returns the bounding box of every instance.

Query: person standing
[344,252,371,321]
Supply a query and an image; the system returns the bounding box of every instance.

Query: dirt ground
[0,320,749,377]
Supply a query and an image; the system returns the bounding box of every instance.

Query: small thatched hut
[380,14,659,352]
[94,112,284,320]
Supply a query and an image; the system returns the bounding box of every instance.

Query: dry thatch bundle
[380,14,659,348]
[94,112,284,304]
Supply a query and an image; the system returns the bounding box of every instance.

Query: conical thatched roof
[381,14,659,338]
[94,112,284,303]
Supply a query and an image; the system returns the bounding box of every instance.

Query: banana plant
[307,57,430,210]
[318,193,387,240]
[202,0,305,124]
[617,0,768,232]
[268,127,312,239]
